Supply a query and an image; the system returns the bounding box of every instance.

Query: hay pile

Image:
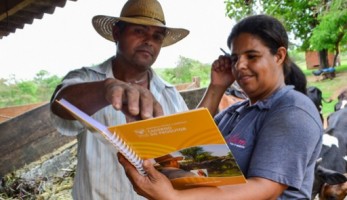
[0,142,77,200]
[0,168,74,200]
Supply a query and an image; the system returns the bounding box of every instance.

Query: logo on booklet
[134,129,145,136]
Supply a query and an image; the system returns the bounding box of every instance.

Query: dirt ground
[331,71,347,98]
[307,70,347,98]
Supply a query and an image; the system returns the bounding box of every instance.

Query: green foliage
[264,0,322,50]
[195,152,213,162]
[0,70,62,108]
[33,70,62,102]
[224,0,347,69]
[224,0,323,50]
[224,0,347,53]
[307,64,347,118]
[155,56,211,87]
[180,146,205,162]
[225,0,255,20]
[309,0,347,53]
[288,50,306,65]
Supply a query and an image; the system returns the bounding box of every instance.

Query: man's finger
[105,81,126,110]
[125,85,141,116]
[152,100,164,118]
[139,91,155,119]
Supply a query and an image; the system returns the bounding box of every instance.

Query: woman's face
[229,33,286,104]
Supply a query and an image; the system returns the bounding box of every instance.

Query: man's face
[114,23,166,71]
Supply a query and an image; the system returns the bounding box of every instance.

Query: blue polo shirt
[215,86,323,199]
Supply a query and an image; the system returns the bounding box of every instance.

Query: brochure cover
[57,98,246,189]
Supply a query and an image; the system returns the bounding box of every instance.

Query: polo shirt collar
[253,85,293,110]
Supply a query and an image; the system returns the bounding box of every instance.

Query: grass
[304,64,347,119]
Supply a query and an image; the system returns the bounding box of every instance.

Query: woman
[119,15,323,200]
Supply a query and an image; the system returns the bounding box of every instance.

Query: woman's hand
[118,153,178,200]
[210,55,235,89]
[197,55,236,115]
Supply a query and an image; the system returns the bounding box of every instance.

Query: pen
[220,48,230,57]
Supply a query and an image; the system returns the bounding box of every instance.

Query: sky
[0,0,234,80]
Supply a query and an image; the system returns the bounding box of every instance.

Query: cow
[218,84,247,112]
[306,86,332,123]
[319,176,347,200]
[314,164,347,200]
[326,108,347,162]
[335,89,347,111]
[312,133,347,200]
[313,108,347,199]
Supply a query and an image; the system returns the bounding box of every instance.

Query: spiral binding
[57,99,147,176]
[106,130,147,176]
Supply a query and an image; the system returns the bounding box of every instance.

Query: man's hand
[104,78,163,121]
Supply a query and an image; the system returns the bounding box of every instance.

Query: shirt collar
[228,85,294,113]
[87,57,113,77]
[88,56,175,93]
[253,85,294,110]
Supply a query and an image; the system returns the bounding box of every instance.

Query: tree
[0,70,62,107]
[224,0,347,69]
[225,0,322,49]
[195,152,213,162]
[309,0,347,66]
[164,56,193,84]
[180,146,205,162]
[158,56,211,86]
[33,70,62,102]
[17,81,38,103]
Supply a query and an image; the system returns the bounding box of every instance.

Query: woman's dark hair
[285,62,307,94]
[227,15,307,94]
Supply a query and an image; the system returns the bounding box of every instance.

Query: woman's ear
[275,47,287,65]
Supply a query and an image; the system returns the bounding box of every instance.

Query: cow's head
[335,89,347,111]
[313,158,347,199]
[319,175,347,200]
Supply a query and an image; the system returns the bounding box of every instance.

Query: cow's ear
[325,173,347,185]
[316,165,347,184]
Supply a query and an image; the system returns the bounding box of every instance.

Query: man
[154,154,197,179]
[50,0,189,199]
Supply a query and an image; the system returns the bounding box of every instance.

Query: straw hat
[155,154,183,163]
[92,0,189,47]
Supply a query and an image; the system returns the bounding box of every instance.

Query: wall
[0,104,75,177]
[0,102,46,123]
[305,51,339,69]
[0,87,207,178]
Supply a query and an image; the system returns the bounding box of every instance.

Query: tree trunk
[333,53,340,67]
[333,30,344,67]
[319,49,329,69]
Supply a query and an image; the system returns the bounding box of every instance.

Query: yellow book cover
[56,98,246,189]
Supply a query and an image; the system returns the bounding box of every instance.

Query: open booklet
[56,98,246,189]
